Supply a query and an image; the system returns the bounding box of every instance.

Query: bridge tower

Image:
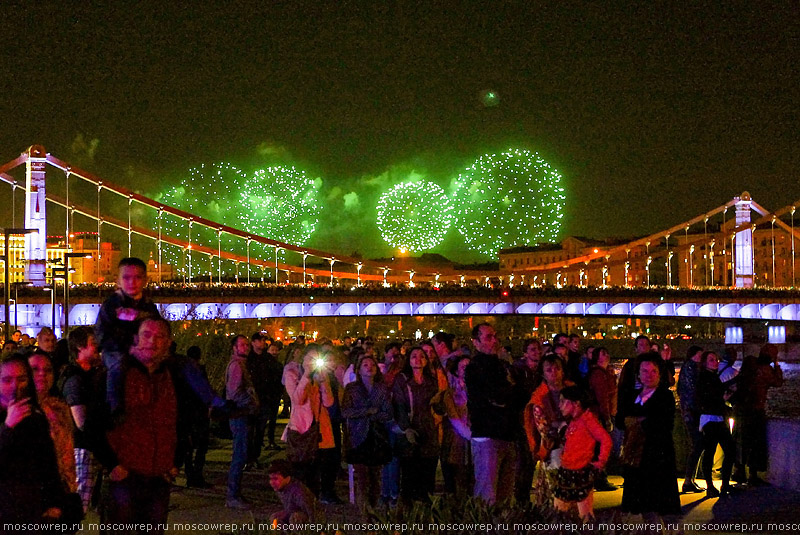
[734,192,754,288]
[24,145,47,287]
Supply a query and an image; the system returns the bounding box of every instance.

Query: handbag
[286,392,321,464]
[286,420,321,463]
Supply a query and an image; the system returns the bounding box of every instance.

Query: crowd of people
[0,256,787,532]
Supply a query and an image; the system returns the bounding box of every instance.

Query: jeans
[381,432,400,499]
[106,474,170,534]
[228,416,249,498]
[382,457,400,499]
[471,438,516,505]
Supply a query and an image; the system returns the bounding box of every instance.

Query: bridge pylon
[24,145,48,287]
[734,191,754,288]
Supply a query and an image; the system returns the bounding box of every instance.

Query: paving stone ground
[75,419,800,535]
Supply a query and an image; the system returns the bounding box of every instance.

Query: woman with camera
[282,344,336,500]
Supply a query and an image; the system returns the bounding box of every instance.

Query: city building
[0,232,122,284]
[499,218,800,288]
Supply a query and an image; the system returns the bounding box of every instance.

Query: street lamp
[1,228,37,342]
[50,263,67,335]
[64,252,91,336]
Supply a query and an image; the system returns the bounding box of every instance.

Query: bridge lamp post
[43,286,55,331]
[709,240,716,286]
[329,258,336,287]
[357,262,363,287]
[383,268,390,288]
[275,247,281,285]
[1,228,37,342]
[49,264,67,335]
[64,252,91,336]
[667,251,674,287]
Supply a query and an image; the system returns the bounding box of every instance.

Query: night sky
[1,3,797,261]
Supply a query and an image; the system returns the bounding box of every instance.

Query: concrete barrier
[768,418,800,491]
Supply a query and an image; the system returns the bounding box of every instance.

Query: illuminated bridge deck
[7,287,800,329]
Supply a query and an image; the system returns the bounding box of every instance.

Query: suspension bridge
[1,145,800,334]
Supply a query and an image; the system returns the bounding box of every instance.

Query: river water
[764,362,800,419]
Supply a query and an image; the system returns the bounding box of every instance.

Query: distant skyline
[1,3,797,261]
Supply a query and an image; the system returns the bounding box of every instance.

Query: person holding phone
[0,356,64,523]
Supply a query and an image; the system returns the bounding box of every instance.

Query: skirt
[553,465,596,502]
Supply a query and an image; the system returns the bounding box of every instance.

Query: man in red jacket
[105,318,177,534]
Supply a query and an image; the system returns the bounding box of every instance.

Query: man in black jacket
[465,323,527,505]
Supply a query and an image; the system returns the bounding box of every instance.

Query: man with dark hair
[105,318,177,532]
[511,337,543,505]
[36,327,57,355]
[431,332,458,369]
[268,459,317,524]
[60,326,118,512]
[677,345,705,493]
[465,322,527,504]
[248,333,284,466]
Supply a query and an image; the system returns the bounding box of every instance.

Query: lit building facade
[0,232,121,284]
[501,221,800,289]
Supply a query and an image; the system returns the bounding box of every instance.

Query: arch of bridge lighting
[335,303,359,316]
[564,303,585,315]
[698,304,717,317]
[31,155,413,285]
